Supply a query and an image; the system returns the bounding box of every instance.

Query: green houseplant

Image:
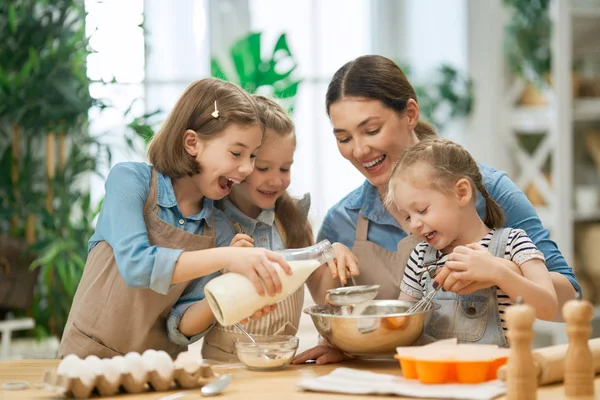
[0,0,108,338]
[211,32,300,114]
[503,0,551,91]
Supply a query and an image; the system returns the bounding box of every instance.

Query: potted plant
[503,0,552,105]
[0,0,106,340]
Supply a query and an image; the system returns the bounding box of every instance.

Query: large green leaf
[211,32,301,114]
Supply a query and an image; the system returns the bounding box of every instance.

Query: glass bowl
[234,335,299,371]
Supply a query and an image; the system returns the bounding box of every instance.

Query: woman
[293,55,580,364]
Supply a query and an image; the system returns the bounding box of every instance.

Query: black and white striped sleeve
[400,244,426,299]
[508,228,545,267]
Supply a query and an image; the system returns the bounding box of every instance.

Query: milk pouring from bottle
[204,240,335,326]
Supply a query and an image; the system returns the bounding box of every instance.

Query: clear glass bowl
[234,335,299,371]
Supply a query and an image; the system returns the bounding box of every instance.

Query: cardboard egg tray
[395,342,509,384]
[43,351,216,398]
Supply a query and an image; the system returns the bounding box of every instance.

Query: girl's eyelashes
[250,154,257,159]
[280,168,290,173]
[366,128,381,135]
[231,151,240,157]
[418,207,429,214]
[256,167,268,172]
[337,137,350,144]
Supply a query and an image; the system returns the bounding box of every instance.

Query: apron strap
[487,228,511,258]
[203,214,215,237]
[422,245,439,279]
[144,168,159,214]
[355,214,369,241]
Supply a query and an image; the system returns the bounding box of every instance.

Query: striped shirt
[400,228,545,333]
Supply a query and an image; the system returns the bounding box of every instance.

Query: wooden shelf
[571,7,600,18]
[574,98,600,121]
[574,209,600,223]
[510,105,552,133]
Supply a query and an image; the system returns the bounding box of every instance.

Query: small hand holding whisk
[406,264,442,314]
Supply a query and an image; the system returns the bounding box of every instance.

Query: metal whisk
[406,264,442,314]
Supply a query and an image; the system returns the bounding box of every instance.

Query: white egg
[57,354,81,375]
[84,355,103,377]
[174,351,201,373]
[100,358,121,384]
[152,351,174,379]
[123,352,147,382]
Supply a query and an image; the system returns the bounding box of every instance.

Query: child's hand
[239,304,277,324]
[444,243,500,284]
[327,243,359,285]
[230,233,254,248]
[226,248,292,297]
[292,344,351,365]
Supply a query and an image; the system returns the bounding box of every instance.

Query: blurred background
[1,0,600,359]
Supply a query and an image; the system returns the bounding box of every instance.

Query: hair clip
[211,101,219,118]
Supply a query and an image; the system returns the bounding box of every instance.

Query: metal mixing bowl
[303,300,437,357]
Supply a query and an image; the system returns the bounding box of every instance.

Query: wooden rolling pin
[497,338,600,385]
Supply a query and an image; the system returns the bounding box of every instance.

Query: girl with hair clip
[390,139,558,346]
[167,95,357,362]
[294,55,579,365]
[59,78,292,359]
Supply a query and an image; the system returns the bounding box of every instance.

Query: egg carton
[43,350,216,398]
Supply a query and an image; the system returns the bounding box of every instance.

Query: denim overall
[422,228,511,347]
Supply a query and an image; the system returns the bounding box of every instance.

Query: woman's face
[329,98,419,188]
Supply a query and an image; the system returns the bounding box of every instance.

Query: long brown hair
[253,96,313,249]
[325,55,436,141]
[386,138,504,228]
[147,78,264,178]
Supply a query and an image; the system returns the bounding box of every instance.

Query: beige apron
[202,218,303,362]
[59,170,216,359]
[352,215,419,299]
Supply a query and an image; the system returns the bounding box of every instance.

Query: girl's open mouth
[218,176,240,193]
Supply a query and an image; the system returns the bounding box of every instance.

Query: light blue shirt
[167,198,285,345]
[318,162,581,295]
[89,162,234,295]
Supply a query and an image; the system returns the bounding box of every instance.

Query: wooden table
[0,359,598,399]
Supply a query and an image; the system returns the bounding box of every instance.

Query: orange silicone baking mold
[395,344,509,384]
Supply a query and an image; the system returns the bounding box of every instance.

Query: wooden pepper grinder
[505,299,537,400]
[563,299,595,398]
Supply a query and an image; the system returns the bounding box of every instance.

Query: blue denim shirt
[317,162,581,295]
[166,197,285,345]
[89,162,234,295]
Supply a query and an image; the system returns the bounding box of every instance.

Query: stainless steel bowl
[303,300,437,357]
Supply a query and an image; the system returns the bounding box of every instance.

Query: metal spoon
[201,374,232,397]
[233,323,274,360]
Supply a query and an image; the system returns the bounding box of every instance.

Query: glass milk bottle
[204,240,335,326]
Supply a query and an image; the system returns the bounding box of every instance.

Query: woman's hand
[226,248,292,297]
[292,344,351,365]
[326,242,359,285]
[239,304,277,324]
[230,233,254,248]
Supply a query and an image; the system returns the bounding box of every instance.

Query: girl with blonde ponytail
[388,139,558,346]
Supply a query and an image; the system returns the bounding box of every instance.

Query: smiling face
[329,98,419,188]
[390,163,469,253]
[230,130,295,218]
[183,123,263,200]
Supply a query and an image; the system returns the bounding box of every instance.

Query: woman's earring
[211,101,219,118]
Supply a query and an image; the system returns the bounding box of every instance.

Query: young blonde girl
[388,139,558,346]
[167,96,357,361]
[59,79,291,359]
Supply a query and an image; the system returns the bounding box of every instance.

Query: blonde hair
[255,95,312,248]
[386,138,504,228]
[147,78,264,179]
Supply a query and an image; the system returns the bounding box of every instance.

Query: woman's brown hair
[255,95,313,249]
[325,55,436,141]
[147,78,264,179]
[386,138,504,228]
